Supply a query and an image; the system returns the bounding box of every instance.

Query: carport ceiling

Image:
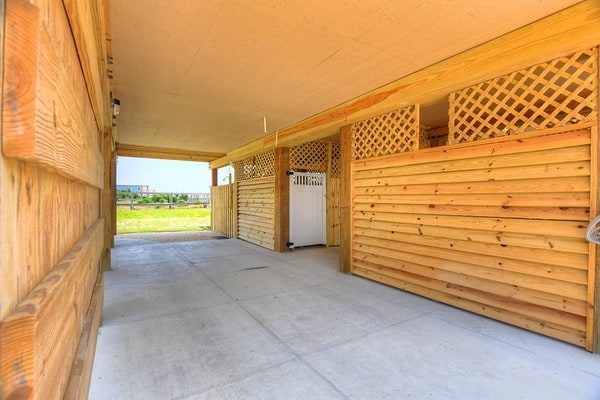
[111,0,581,154]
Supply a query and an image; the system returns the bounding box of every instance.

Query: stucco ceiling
[111,0,581,154]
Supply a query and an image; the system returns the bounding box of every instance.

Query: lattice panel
[449,48,598,144]
[290,141,329,172]
[351,104,421,160]
[254,149,276,178]
[331,142,341,177]
[233,150,276,181]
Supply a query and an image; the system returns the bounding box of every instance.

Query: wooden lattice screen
[351,104,423,160]
[234,149,276,181]
[449,48,598,144]
[290,141,329,172]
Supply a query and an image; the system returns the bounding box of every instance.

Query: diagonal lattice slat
[234,149,276,181]
[449,48,598,144]
[351,104,422,160]
[290,141,329,173]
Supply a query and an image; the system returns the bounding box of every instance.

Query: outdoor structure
[1,0,600,398]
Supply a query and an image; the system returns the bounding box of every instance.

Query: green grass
[117,206,211,234]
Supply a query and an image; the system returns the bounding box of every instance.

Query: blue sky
[117,157,213,193]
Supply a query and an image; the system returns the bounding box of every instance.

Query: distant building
[116,184,150,193]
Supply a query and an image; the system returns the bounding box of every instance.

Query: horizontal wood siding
[238,177,275,250]
[351,128,592,348]
[211,183,237,238]
[0,0,108,397]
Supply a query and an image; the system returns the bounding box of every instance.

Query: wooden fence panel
[211,183,237,238]
[351,127,593,348]
[238,177,275,250]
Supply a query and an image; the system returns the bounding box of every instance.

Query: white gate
[289,172,326,248]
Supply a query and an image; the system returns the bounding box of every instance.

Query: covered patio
[90,237,600,399]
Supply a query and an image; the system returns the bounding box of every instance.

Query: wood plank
[63,273,103,400]
[589,124,599,351]
[352,267,585,347]
[352,248,587,305]
[353,239,587,286]
[353,219,588,254]
[354,192,589,208]
[0,219,103,399]
[354,257,586,318]
[353,202,590,221]
[352,211,587,239]
[2,0,103,188]
[116,143,224,162]
[354,145,590,179]
[62,0,107,132]
[353,177,589,196]
[353,128,592,171]
[353,228,588,270]
[340,126,352,273]
[354,162,590,187]
[212,0,600,169]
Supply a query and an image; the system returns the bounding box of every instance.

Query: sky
[117,157,213,193]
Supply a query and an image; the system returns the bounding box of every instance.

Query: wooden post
[339,126,352,273]
[101,129,114,271]
[211,167,218,187]
[594,48,600,353]
[274,147,290,252]
[326,142,333,247]
[592,123,600,353]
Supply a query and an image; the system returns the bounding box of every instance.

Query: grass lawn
[117,206,211,234]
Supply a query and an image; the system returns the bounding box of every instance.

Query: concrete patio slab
[91,237,600,399]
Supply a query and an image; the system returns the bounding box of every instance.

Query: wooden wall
[351,125,595,349]
[0,0,111,397]
[211,183,238,238]
[238,177,276,250]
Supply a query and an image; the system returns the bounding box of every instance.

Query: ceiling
[111,0,581,154]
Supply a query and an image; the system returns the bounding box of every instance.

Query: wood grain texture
[63,272,103,400]
[339,126,352,273]
[211,2,600,168]
[274,147,290,252]
[62,0,108,132]
[351,128,593,348]
[2,0,103,188]
[211,183,237,238]
[117,143,225,162]
[327,177,341,246]
[0,220,103,399]
[238,177,275,250]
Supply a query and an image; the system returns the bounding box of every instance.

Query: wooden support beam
[101,129,114,271]
[63,273,103,400]
[2,0,103,188]
[339,126,352,273]
[117,143,225,162]
[211,1,600,169]
[62,0,109,133]
[0,220,103,399]
[274,147,290,252]
[211,168,218,187]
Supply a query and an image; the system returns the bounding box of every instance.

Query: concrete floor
[90,236,600,399]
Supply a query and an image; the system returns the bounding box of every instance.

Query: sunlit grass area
[117,206,211,233]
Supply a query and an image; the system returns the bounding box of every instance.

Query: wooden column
[274,147,289,252]
[587,47,600,354]
[101,131,114,271]
[593,123,600,354]
[211,167,218,186]
[339,126,352,273]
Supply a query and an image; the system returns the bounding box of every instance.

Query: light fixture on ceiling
[263,116,267,134]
